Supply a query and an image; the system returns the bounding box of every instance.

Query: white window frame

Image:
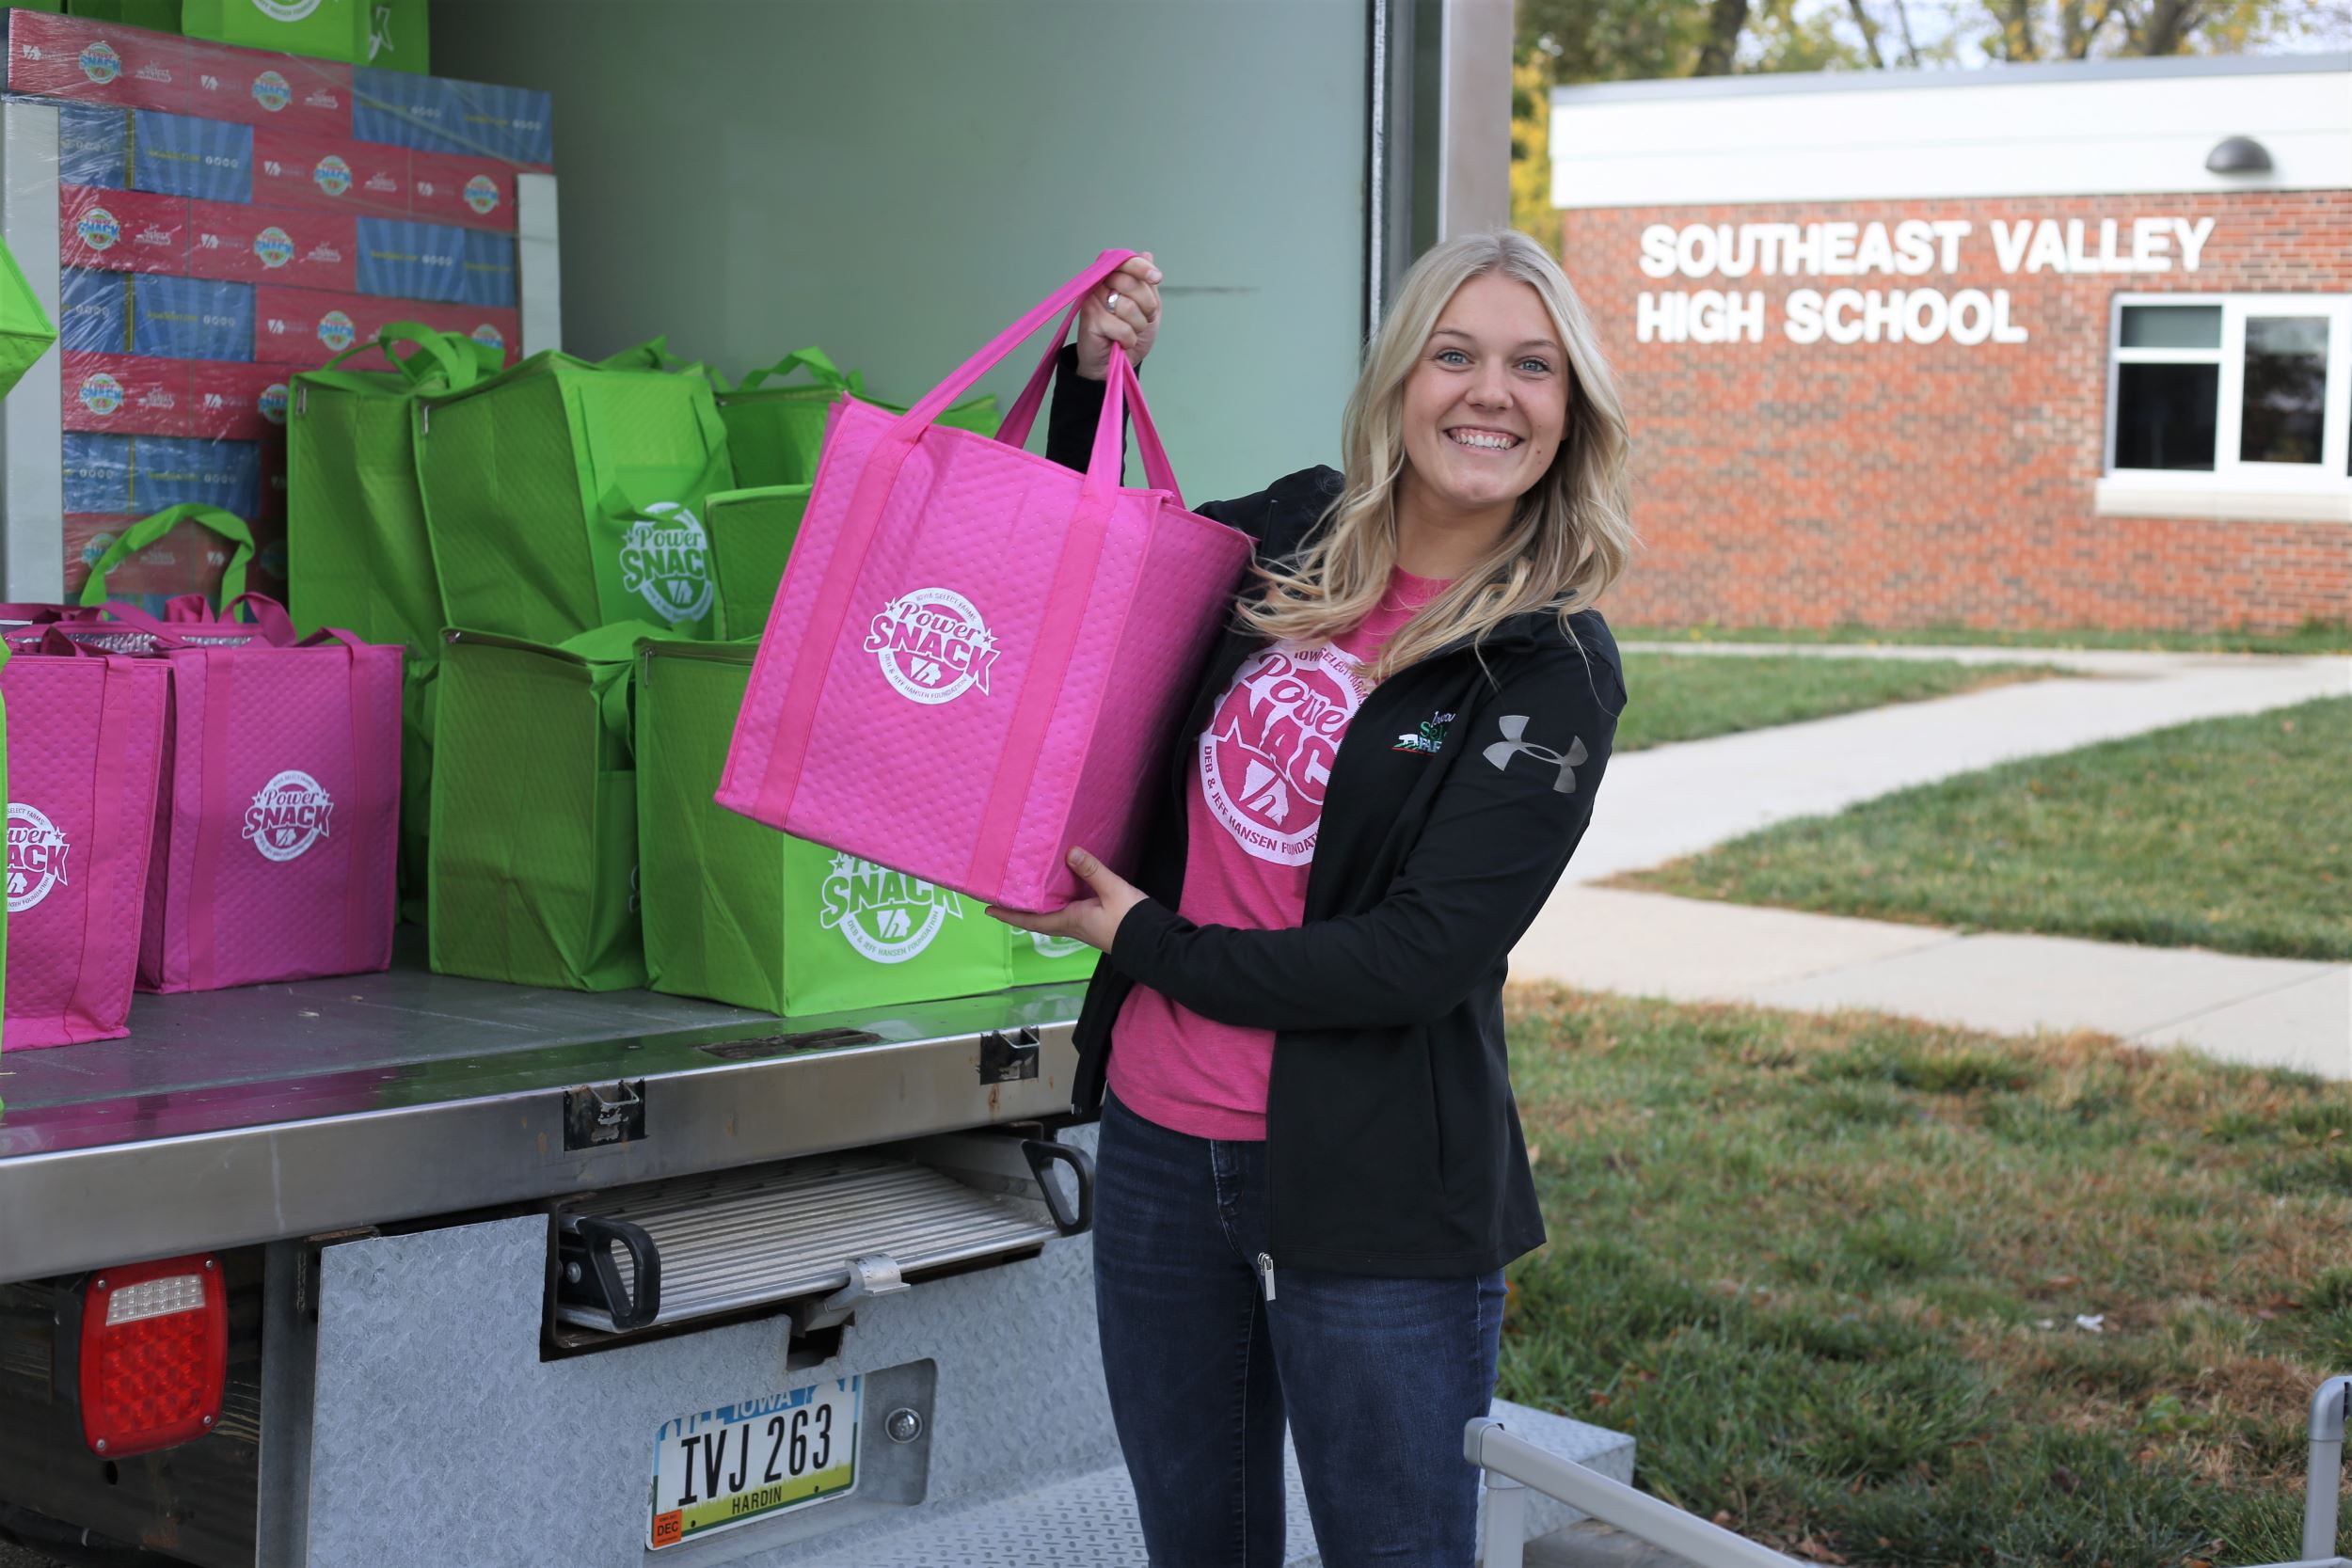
[2099,292,2352,524]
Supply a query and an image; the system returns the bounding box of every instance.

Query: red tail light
[78,1254,228,1457]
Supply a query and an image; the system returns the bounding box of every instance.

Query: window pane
[2115,362,2218,470]
[2239,315,2329,465]
[2122,305,2222,350]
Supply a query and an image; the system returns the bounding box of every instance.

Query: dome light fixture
[2205,135,2273,175]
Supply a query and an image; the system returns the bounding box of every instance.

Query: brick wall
[1562,191,2352,632]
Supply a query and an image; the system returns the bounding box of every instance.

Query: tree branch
[1847,0,1888,65]
[1695,0,1752,75]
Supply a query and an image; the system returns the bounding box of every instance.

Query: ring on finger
[1104,291,1122,315]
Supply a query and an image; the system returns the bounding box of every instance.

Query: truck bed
[0,940,1085,1285]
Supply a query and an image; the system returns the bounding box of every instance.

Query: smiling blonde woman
[992,230,1634,1567]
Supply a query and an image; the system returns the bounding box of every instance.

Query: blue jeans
[1092,1089,1507,1567]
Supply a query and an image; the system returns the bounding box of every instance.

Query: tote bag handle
[735,346,866,398]
[751,250,1183,845]
[76,505,255,610]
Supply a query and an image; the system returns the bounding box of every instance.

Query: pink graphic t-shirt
[1109,566,1454,1141]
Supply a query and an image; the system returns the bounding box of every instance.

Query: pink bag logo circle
[1031,932,1089,960]
[260,383,291,425]
[77,207,120,252]
[78,40,121,85]
[464,175,501,215]
[251,70,293,114]
[7,802,71,914]
[865,588,999,705]
[820,853,964,964]
[312,154,353,198]
[1199,642,1366,866]
[316,309,357,353]
[619,503,714,624]
[79,372,125,418]
[244,770,334,863]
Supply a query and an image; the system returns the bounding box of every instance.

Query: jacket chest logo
[1484,714,1587,794]
[1393,709,1454,755]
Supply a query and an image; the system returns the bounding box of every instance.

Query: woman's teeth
[1449,430,1518,451]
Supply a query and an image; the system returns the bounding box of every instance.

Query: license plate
[646,1376,860,1550]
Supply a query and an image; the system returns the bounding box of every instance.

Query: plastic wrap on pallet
[6,4,550,608]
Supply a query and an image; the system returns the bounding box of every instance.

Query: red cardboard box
[252,127,409,218]
[255,286,519,371]
[185,198,356,290]
[409,152,516,232]
[182,38,352,137]
[256,436,287,523]
[59,185,189,275]
[8,11,189,111]
[62,351,191,436]
[65,512,248,602]
[189,359,292,440]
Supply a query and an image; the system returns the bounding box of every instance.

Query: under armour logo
[1483,715,1586,794]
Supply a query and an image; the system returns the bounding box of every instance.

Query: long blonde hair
[1237,230,1634,679]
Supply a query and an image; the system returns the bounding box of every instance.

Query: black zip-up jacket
[1044,347,1626,1278]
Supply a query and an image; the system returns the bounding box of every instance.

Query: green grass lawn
[1618,620,2352,657]
[1616,652,2060,753]
[1616,697,2352,961]
[1502,987,2352,1567]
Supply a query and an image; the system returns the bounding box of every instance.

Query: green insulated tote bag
[290,324,498,928]
[429,622,672,990]
[0,235,57,398]
[414,352,735,646]
[715,348,998,490]
[635,640,1009,1015]
[705,485,809,640]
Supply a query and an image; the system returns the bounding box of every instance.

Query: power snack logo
[464,175,501,215]
[77,207,120,252]
[245,769,333,861]
[618,502,714,624]
[316,309,357,353]
[78,40,120,84]
[1199,642,1366,865]
[7,803,70,913]
[254,225,295,269]
[79,372,124,418]
[253,0,325,19]
[313,154,353,197]
[820,854,965,964]
[251,70,292,113]
[866,588,998,705]
[469,323,505,355]
[1030,932,1089,960]
[259,383,291,425]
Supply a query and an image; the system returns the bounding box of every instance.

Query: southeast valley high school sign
[1634,215,2217,345]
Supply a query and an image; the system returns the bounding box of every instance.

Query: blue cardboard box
[59,267,131,355]
[130,110,255,203]
[132,275,255,361]
[135,436,263,516]
[355,216,467,302]
[63,432,134,515]
[353,67,552,166]
[60,103,129,190]
[459,228,516,308]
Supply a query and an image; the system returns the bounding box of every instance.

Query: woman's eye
[1436,349,1470,366]
[1518,358,1553,374]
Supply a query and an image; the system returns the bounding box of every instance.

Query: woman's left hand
[987,847,1147,955]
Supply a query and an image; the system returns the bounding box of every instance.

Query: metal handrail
[1464,1418,1803,1568]
[1467,1379,2352,1568]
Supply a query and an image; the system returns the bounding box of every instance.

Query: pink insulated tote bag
[719,250,1252,912]
[2,631,171,1049]
[81,597,404,993]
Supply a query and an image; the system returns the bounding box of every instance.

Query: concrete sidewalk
[1513,645,2352,1077]
[1565,645,2349,885]
[1516,887,2350,1079]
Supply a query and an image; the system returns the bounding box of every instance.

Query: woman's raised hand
[1073,252,1162,381]
[986,847,1147,955]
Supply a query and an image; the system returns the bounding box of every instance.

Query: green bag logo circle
[1030,932,1089,960]
[619,503,715,625]
[78,41,121,85]
[7,803,71,914]
[251,70,292,113]
[820,855,965,964]
[252,0,325,19]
